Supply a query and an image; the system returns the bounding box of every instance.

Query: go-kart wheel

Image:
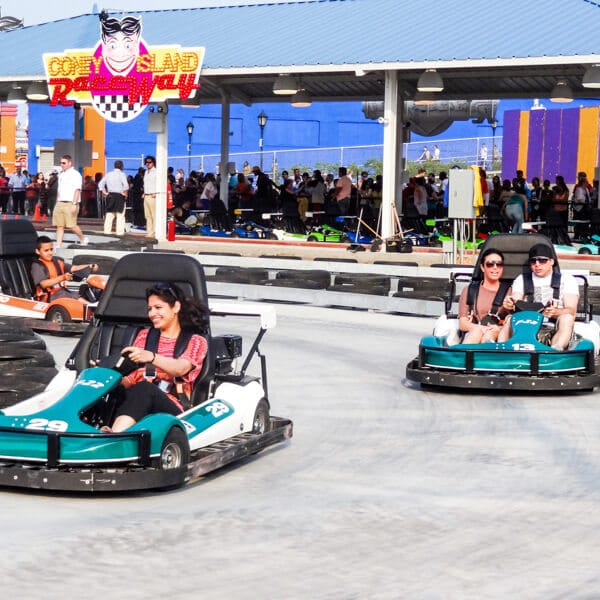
[155,426,190,470]
[252,399,270,434]
[46,305,72,324]
[267,232,278,240]
[307,235,319,242]
[230,231,240,238]
[578,247,592,255]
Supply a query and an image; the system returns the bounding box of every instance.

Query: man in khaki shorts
[143,155,157,238]
[54,154,87,247]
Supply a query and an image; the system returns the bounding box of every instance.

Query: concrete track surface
[2,305,600,599]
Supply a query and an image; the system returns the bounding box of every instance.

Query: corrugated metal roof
[0,0,598,103]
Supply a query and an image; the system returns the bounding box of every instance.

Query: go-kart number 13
[511,343,536,351]
[26,418,68,432]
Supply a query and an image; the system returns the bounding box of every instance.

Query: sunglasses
[484,261,503,268]
[152,281,179,298]
[529,257,550,265]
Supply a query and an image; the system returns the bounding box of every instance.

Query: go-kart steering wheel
[514,299,545,313]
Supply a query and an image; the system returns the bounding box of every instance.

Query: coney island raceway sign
[43,13,204,123]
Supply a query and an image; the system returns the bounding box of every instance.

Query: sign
[43,13,204,123]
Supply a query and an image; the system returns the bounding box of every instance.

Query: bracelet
[150,352,156,364]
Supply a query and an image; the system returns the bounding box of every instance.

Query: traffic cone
[32,203,42,222]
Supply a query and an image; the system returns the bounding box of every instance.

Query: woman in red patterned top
[109,282,209,433]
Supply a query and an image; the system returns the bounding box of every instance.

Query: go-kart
[0,252,292,492]
[263,212,349,243]
[406,233,600,391]
[230,209,277,239]
[0,219,106,333]
[555,234,600,256]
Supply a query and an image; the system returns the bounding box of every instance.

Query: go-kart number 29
[26,418,68,432]
[205,401,230,418]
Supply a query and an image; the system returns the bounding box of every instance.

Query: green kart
[406,233,600,392]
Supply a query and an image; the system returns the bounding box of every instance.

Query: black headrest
[472,233,558,282]
[95,252,208,322]
[0,219,37,256]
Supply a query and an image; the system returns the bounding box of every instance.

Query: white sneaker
[81,236,89,246]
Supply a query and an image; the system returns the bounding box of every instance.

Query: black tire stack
[0,318,57,408]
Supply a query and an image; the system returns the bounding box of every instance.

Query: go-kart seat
[67,252,215,407]
[0,219,39,299]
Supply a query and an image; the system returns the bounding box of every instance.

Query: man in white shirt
[54,155,87,247]
[99,160,129,235]
[143,155,157,238]
[499,244,579,350]
[8,166,27,215]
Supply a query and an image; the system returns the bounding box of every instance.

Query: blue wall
[29,101,386,171]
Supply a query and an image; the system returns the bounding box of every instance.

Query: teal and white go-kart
[406,234,600,392]
[0,253,292,492]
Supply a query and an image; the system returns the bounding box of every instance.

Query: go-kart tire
[252,399,270,435]
[578,247,593,255]
[154,426,190,471]
[267,233,278,240]
[307,235,319,242]
[46,305,72,324]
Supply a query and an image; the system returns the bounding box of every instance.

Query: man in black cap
[499,243,579,350]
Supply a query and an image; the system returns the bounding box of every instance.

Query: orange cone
[32,203,42,221]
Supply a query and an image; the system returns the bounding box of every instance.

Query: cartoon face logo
[102,23,140,76]
[91,13,146,122]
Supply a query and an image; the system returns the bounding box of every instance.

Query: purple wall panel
[501,110,520,180]
[557,109,579,181]
[526,110,544,179]
[542,110,562,182]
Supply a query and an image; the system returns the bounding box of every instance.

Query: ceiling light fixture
[272,75,298,95]
[26,81,49,101]
[417,69,443,92]
[7,85,26,103]
[291,89,311,108]
[550,79,573,103]
[582,64,600,89]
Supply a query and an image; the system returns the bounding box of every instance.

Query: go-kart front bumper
[0,417,293,492]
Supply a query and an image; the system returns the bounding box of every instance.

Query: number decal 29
[26,418,68,432]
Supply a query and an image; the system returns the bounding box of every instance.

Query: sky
[0,0,304,26]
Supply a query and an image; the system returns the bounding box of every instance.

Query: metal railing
[107,135,503,179]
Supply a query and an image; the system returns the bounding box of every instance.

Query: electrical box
[148,111,165,133]
[448,169,475,219]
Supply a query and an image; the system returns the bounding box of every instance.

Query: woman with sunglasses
[458,248,510,343]
[107,282,209,433]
